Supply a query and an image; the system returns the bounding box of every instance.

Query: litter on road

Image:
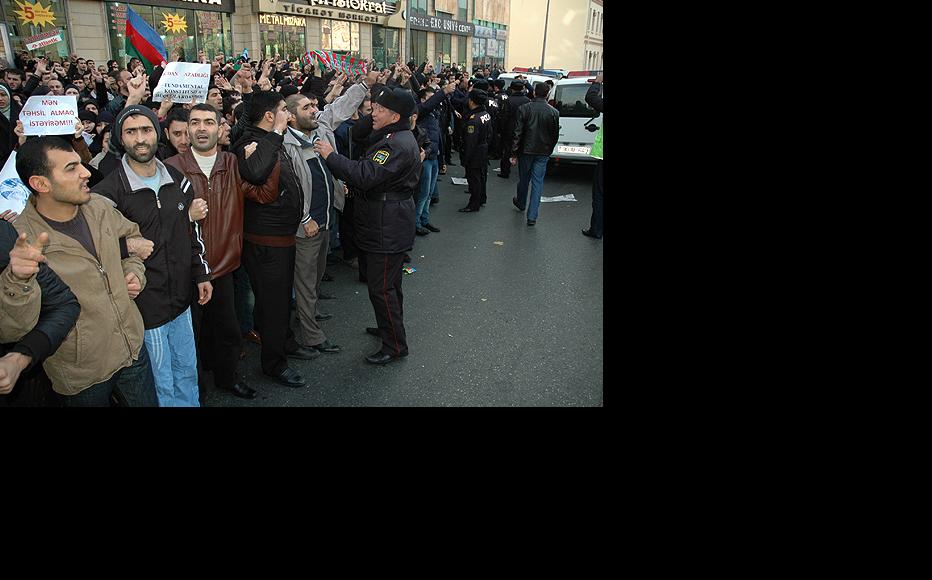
[540,194,578,203]
[450,177,468,185]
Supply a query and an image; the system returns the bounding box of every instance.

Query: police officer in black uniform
[458,89,492,213]
[313,87,420,365]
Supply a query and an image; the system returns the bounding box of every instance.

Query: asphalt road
[203,157,603,407]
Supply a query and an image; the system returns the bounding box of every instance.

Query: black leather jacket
[512,98,560,157]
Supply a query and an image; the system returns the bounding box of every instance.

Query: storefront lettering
[407,14,474,36]
[272,1,395,17]
[259,13,307,27]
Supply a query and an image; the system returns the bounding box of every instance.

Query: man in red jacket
[165,103,278,401]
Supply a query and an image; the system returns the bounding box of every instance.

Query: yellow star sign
[161,13,188,34]
[14,1,57,27]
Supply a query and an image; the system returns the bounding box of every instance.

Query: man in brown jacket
[166,103,279,401]
[14,136,157,406]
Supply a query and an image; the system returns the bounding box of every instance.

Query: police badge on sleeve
[373,150,391,165]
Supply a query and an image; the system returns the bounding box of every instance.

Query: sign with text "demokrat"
[258,0,396,24]
[152,62,212,103]
[20,95,78,136]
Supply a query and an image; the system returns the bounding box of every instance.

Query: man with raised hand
[14,136,155,406]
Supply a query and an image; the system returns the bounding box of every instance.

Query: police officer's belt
[364,192,413,202]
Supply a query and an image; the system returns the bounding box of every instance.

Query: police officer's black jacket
[0,220,80,371]
[463,103,492,168]
[232,124,304,239]
[94,159,212,329]
[325,117,419,254]
[499,92,530,147]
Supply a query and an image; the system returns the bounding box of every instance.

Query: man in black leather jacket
[0,220,80,405]
[510,82,560,226]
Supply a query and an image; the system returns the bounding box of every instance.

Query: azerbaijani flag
[125,6,167,74]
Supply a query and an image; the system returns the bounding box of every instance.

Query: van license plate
[558,146,590,154]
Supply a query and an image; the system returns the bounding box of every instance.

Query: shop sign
[24,29,64,51]
[407,13,474,36]
[474,25,508,40]
[13,1,57,27]
[161,12,188,33]
[260,13,307,27]
[258,0,395,24]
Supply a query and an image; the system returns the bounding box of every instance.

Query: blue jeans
[144,307,200,407]
[416,157,439,227]
[516,154,549,221]
[62,345,158,407]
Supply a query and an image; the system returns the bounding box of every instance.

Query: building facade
[506,0,600,72]
[1,0,518,74]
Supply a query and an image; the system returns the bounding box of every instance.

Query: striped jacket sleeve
[180,175,212,284]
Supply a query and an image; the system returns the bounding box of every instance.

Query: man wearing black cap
[312,86,420,365]
[458,89,492,213]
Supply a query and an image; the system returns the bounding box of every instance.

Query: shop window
[457,35,466,68]
[372,26,399,69]
[321,19,360,56]
[458,0,467,21]
[4,0,71,59]
[106,3,232,66]
[436,33,451,66]
[410,30,427,63]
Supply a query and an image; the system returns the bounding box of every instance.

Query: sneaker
[424,223,440,233]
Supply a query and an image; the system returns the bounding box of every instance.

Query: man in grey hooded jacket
[283,69,380,355]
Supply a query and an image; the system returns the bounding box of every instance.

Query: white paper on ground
[0,151,30,214]
[450,177,468,185]
[540,194,578,203]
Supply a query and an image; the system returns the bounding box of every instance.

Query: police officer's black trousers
[589,161,603,237]
[242,241,297,376]
[465,165,488,210]
[192,272,242,398]
[365,252,408,356]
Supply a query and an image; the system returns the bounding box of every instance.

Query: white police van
[549,74,602,164]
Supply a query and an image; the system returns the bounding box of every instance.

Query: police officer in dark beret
[459,89,492,213]
[313,86,421,365]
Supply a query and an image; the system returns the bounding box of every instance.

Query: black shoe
[366,327,380,336]
[266,367,307,388]
[322,272,334,282]
[359,276,368,283]
[582,229,602,239]
[315,313,333,321]
[430,198,439,205]
[424,223,440,233]
[527,219,536,226]
[228,382,257,399]
[319,291,336,300]
[416,226,430,236]
[497,173,509,179]
[286,346,321,360]
[459,207,478,212]
[403,254,411,263]
[464,190,471,194]
[512,197,526,212]
[365,350,408,365]
[311,340,342,353]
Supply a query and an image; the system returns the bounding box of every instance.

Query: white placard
[153,62,212,104]
[20,95,78,136]
[0,152,30,215]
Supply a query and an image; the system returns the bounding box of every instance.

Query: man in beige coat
[14,136,157,406]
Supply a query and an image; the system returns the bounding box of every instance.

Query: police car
[548,71,602,164]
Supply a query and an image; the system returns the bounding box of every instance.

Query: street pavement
[203,156,603,407]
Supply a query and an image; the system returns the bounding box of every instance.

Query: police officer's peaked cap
[376,87,417,117]
[468,89,488,105]
[509,80,526,91]
[473,79,490,91]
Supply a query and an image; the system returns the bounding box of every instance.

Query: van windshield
[554,84,597,118]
